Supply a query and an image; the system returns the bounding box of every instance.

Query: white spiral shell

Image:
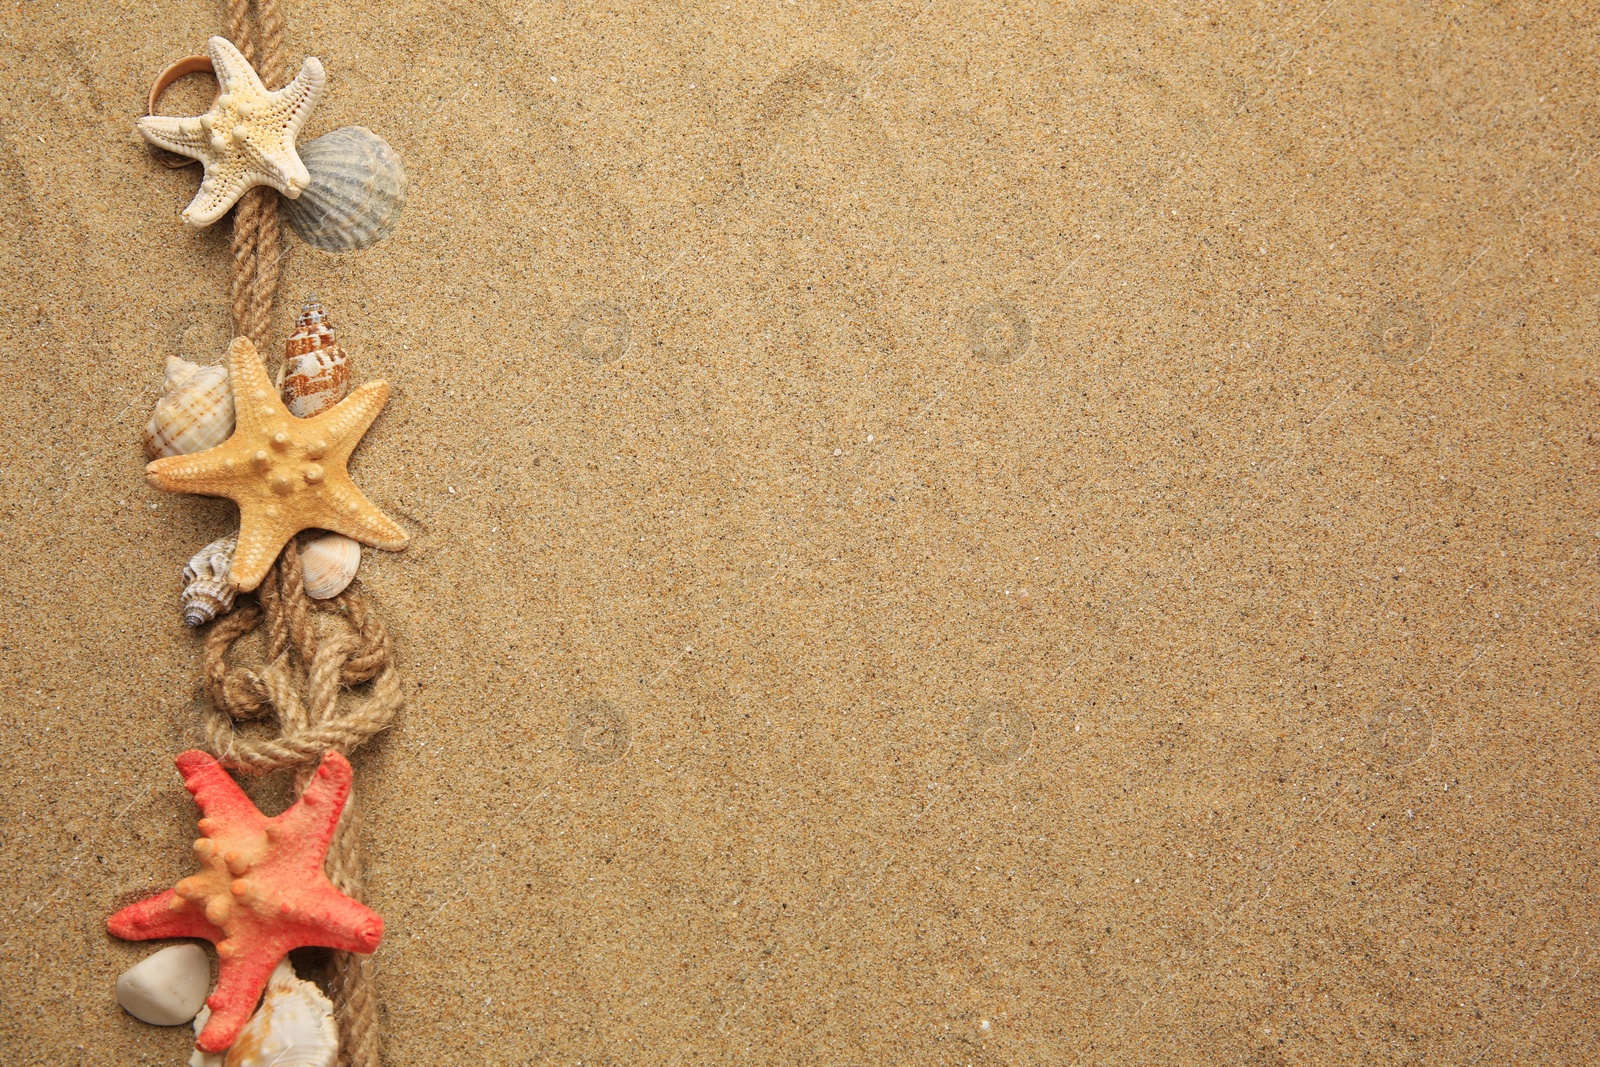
[181,535,238,627]
[189,959,339,1067]
[282,126,407,253]
[145,356,235,459]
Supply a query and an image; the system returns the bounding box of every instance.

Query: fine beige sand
[2,2,1598,1064]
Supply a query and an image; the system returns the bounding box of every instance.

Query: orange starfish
[145,336,408,593]
[108,750,383,1053]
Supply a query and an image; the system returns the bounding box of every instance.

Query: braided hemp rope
[225,0,286,354]
[202,549,395,1067]
[212,4,385,1063]
[200,549,402,771]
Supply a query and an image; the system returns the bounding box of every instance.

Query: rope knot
[200,543,402,775]
[198,539,395,1067]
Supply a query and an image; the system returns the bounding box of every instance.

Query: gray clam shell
[283,126,407,252]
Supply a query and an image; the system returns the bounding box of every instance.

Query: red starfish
[108,750,382,1052]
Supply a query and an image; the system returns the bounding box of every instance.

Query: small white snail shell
[145,355,235,459]
[182,535,238,627]
[300,532,361,599]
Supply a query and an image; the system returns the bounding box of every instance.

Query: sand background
[2,1,1597,1063]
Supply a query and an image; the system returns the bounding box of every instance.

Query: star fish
[108,750,382,1053]
[145,336,408,592]
[137,36,325,226]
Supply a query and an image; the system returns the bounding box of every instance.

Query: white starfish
[137,36,325,227]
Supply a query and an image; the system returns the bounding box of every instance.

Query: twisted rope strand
[225,0,287,353]
[230,191,283,353]
[224,0,255,67]
[213,4,385,1062]
[203,548,394,1067]
[253,0,288,88]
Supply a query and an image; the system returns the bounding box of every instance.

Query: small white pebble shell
[115,943,210,1026]
[300,532,361,599]
[189,959,338,1067]
[183,535,239,627]
[145,355,235,459]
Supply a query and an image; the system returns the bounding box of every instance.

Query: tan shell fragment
[182,535,238,627]
[278,297,349,417]
[282,126,407,252]
[188,958,339,1067]
[299,532,361,599]
[145,356,235,459]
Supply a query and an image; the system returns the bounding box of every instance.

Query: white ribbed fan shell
[283,126,406,252]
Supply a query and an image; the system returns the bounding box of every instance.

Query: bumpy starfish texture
[145,336,407,592]
[108,750,382,1053]
[137,36,325,226]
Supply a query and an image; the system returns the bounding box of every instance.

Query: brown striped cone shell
[299,531,360,599]
[281,126,406,253]
[182,535,238,627]
[278,298,350,417]
[145,355,235,459]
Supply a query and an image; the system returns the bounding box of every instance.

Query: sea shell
[300,532,361,599]
[115,944,209,1026]
[282,126,406,253]
[188,959,339,1067]
[277,297,349,417]
[182,535,238,626]
[145,355,235,458]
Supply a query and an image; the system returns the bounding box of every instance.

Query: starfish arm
[175,750,266,826]
[145,450,241,497]
[238,57,324,197]
[207,36,269,97]
[182,168,260,228]
[241,143,308,202]
[107,889,225,943]
[226,337,283,437]
[229,503,299,592]
[307,380,391,460]
[135,114,211,158]
[276,56,326,145]
[317,475,410,550]
[274,750,352,860]
[303,892,384,954]
[196,949,281,1053]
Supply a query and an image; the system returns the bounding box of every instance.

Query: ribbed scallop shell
[182,535,238,627]
[282,126,406,252]
[145,356,235,459]
[278,297,349,417]
[189,959,339,1067]
[300,532,361,599]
